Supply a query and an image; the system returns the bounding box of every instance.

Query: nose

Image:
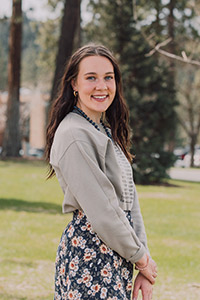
[95,79,107,90]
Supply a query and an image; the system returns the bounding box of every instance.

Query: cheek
[79,82,94,94]
[109,82,116,94]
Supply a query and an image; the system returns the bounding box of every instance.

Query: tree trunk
[167,0,176,152]
[50,0,81,103]
[190,134,196,168]
[2,0,22,157]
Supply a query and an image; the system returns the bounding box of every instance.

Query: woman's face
[72,55,116,123]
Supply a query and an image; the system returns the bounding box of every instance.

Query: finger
[152,272,157,278]
[132,283,140,300]
[149,276,155,285]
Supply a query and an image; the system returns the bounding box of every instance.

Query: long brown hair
[46,44,132,178]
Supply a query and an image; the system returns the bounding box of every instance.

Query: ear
[71,78,77,91]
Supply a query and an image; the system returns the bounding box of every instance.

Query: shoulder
[50,112,110,163]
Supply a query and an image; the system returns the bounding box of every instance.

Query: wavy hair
[46,44,132,178]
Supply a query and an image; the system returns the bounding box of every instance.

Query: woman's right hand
[135,254,158,285]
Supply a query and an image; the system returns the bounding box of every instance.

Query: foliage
[21,14,40,88]
[85,0,177,183]
[35,17,60,90]
[0,160,200,299]
[0,14,42,91]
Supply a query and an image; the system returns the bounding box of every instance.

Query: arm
[131,185,150,255]
[57,139,146,264]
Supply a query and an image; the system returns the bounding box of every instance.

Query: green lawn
[0,160,199,300]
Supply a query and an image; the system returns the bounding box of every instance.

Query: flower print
[108,248,114,256]
[122,267,129,280]
[92,235,100,245]
[69,256,79,276]
[61,240,66,251]
[97,258,102,265]
[100,287,108,299]
[81,221,94,234]
[78,210,84,219]
[71,236,79,247]
[126,281,132,291]
[83,248,96,262]
[65,275,71,290]
[113,258,119,270]
[75,211,84,224]
[67,224,75,238]
[77,236,86,249]
[89,283,101,296]
[67,289,82,300]
[54,210,133,299]
[54,291,61,300]
[100,263,112,284]
[77,268,93,287]
[55,253,60,264]
[60,263,65,276]
[114,276,124,292]
[67,290,74,299]
[100,244,108,254]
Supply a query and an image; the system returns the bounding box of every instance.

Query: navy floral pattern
[54,210,133,300]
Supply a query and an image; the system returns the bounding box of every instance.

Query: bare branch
[145,39,200,67]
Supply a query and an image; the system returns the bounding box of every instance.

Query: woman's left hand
[132,272,153,300]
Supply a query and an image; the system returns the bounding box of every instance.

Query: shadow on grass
[0,198,62,214]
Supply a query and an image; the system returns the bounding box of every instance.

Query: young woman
[46,44,157,300]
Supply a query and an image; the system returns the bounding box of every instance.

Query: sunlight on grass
[0,160,200,299]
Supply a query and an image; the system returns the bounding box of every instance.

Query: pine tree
[85,0,177,183]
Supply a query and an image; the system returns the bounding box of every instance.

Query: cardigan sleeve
[57,139,146,264]
[131,185,151,256]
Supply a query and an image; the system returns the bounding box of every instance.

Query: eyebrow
[84,72,114,76]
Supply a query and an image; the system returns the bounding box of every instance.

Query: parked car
[28,148,44,158]
[173,147,189,167]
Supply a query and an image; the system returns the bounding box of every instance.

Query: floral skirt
[54,210,133,300]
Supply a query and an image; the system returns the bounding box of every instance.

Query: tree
[85,0,177,184]
[0,18,10,91]
[176,65,200,167]
[2,0,23,157]
[50,0,81,102]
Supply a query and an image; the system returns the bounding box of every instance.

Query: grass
[0,160,200,299]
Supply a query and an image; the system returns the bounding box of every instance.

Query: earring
[73,90,78,97]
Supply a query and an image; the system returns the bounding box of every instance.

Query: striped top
[113,143,135,206]
[98,123,135,209]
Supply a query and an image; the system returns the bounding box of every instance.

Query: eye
[105,75,114,81]
[86,76,96,81]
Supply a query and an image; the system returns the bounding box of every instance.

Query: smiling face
[72,55,116,123]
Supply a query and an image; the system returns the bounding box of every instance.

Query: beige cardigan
[50,112,149,264]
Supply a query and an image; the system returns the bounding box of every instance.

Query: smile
[91,95,108,101]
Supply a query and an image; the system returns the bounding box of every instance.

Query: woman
[46,44,157,300]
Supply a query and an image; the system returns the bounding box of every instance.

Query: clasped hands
[132,254,157,300]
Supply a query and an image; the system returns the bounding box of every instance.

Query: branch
[145,38,200,67]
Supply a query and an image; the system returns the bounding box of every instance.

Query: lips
[91,95,108,102]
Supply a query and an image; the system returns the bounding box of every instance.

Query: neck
[76,104,101,124]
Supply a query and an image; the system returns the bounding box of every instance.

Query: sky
[0,0,51,20]
[0,0,90,21]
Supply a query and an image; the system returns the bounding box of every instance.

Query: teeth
[93,95,107,99]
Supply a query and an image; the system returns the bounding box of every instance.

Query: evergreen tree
[85,0,177,183]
